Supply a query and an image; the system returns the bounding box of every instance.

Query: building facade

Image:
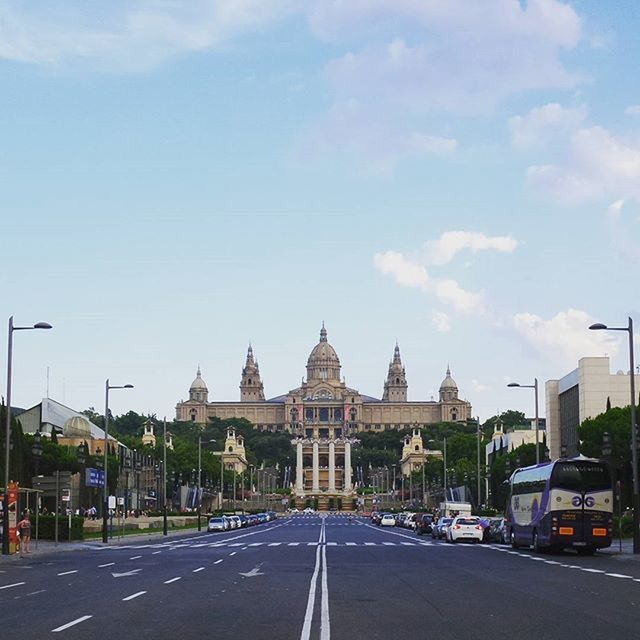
[176,324,472,433]
[546,356,640,460]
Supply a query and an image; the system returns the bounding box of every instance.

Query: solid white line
[214,559,223,565]
[581,568,605,573]
[130,555,142,560]
[122,591,147,601]
[57,570,78,576]
[164,577,181,584]
[605,573,633,579]
[193,567,205,573]
[320,535,330,640]
[98,563,115,568]
[300,524,324,640]
[51,615,93,632]
[0,582,25,590]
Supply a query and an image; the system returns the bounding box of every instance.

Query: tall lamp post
[507,378,540,464]
[590,318,639,554]
[102,379,133,544]
[197,437,215,532]
[3,316,52,556]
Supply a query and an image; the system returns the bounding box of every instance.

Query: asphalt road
[1,514,639,639]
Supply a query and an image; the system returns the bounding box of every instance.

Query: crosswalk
[110,539,476,550]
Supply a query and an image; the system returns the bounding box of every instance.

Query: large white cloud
[512,308,620,367]
[526,125,640,203]
[0,0,294,70]
[509,103,587,149]
[425,231,518,266]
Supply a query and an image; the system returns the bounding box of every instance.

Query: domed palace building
[176,324,472,508]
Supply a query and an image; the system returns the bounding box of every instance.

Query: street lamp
[590,318,639,554]
[102,379,133,544]
[197,437,216,531]
[507,378,540,464]
[3,316,52,556]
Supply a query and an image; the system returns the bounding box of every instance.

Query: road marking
[193,567,205,573]
[400,542,415,546]
[98,563,115,568]
[129,555,142,560]
[164,577,181,584]
[214,559,224,565]
[249,542,263,547]
[382,542,396,546]
[605,573,633,579]
[268,543,281,547]
[320,531,330,640]
[300,521,325,640]
[122,591,147,601]
[152,551,162,555]
[364,542,376,546]
[57,570,78,576]
[27,590,46,596]
[307,542,318,546]
[326,542,337,546]
[51,615,93,632]
[112,569,142,578]
[239,564,264,578]
[0,582,25,590]
[581,568,605,573]
[345,542,356,546]
[229,552,237,556]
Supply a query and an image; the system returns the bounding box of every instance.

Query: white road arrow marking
[112,569,142,578]
[239,563,264,578]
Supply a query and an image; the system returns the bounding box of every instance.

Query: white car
[380,513,396,527]
[303,507,315,514]
[446,516,483,543]
[229,515,242,529]
[207,517,227,532]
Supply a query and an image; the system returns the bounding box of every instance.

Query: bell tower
[383,343,408,402]
[240,344,265,402]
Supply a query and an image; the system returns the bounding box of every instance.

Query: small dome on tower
[439,366,458,391]
[190,365,208,391]
[306,323,341,381]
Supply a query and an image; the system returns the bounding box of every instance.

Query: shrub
[35,515,84,541]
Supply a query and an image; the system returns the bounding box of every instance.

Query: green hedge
[35,515,84,541]
[613,514,633,538]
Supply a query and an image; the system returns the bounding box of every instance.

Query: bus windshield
[551,461,611,492]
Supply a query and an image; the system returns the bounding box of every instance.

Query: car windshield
[456,518,479,525]
[210,518,223,523]
[441,518,453,525]
[551,461,611,492]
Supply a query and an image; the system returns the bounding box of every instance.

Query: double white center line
[300,520,330,640]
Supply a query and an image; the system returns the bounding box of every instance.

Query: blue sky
[1,0,638,421]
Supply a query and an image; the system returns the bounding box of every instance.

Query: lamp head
[124,384,134,389]
[507,382,520,388]
[589,323,607,331]
[34,322,52,329]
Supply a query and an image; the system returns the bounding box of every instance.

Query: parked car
[380,513,396,527]
[432,517,453,539]
[446,516,484,543]
[415,513,434,535]
[207,516,227,532]
[486,517,508,543]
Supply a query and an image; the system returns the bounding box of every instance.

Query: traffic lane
[326,542,639,640]
[38,543,320,640]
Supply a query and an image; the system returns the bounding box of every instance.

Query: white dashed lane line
[122,591,147,601]
[98,563,115,568]
[164,577,181,584]
[0,582,25,590]
[214,559,224,565]
[193,567,205,573]
[57,571,78,576]
[51,615,93,633]
[129,556,142,560]
[229,552,236,557]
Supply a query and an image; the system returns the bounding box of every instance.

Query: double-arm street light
[3,316,52,556]
[507,378,540,465]
[590,317,639,554]
[197,437,216,531]
[102,379,133,544]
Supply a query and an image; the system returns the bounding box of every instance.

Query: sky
[1,0,639,423]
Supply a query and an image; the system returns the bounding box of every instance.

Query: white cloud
[0,0,294,71]
[607,199,624,218]
[526,126,640,203]
[373,229,518,313]
[425,231,518,266]
[625,105,640,116]
[508,103,587,149]
[431,311,451,333]
[472,379,489,392]
[512,308,620,367]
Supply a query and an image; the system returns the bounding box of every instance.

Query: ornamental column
[344,440,352,492]
[312,441,320,492]
[328,440,336,492]
[296,440,304,493]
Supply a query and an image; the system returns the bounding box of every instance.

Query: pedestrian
[17,512,32,556]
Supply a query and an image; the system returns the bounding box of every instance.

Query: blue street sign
[85,468,105,488]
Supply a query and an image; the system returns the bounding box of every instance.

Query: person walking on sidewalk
[17,512,32,556]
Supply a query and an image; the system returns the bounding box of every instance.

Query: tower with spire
[382,343,408,401]
[240,344,265,402]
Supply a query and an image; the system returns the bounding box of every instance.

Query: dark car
[432,517,453,539]
[415,513,434,535]
[486,517,508,543]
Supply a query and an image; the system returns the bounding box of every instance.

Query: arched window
[396,378,400,384]
[415,445,420,451]
[248,378,252,385]
[228,446,233,452]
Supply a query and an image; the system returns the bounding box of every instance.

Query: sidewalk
[0,526,201,563]
[599,539,640,561]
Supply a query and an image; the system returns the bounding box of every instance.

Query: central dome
[306,323,341,382]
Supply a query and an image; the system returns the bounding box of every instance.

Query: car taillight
[475,525,482,530]
[454,525,461,530]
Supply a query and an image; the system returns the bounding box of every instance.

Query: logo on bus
[570,496,595,508]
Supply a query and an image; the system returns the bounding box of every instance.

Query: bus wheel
[576,547,596,556]
[532,531,541,553]
[510,530,519,549]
